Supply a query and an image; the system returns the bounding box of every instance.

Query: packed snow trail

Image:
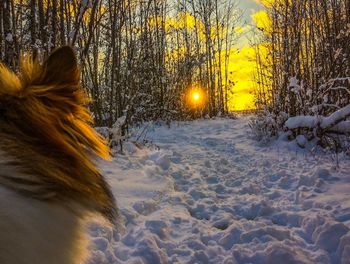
[89,117,350,264]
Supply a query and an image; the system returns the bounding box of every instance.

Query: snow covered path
[89,117,350,264]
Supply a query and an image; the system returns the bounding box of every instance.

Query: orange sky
[227,0,270,111]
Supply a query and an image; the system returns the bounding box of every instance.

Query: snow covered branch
[285,116,321,130]
[328,121,350,134]
[285,104,350,133]
[321,105,350,129]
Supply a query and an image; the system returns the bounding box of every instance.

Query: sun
[185,86,205,109]
[192,92,200,102]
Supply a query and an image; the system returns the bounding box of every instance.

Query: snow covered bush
[252,76,350,152]
[284,104,350,152]
[96,118,161,155]
[95,116,128,154]
[249,110,288,142]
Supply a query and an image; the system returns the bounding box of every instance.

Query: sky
[239,0,265,21]
[228,0,265,110]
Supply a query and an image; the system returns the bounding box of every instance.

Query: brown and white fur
[0,46,118,264]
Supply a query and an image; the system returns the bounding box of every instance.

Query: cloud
[251,10,271,30]
[224,1,272,110]
[227,46,257,110]
[231,92,255,110]
[253,0,274,7]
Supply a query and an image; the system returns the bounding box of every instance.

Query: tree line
[251,0,350,149]
[0,0,241,127]
[254,0,350,118]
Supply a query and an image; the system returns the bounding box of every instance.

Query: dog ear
[42,46,80,85]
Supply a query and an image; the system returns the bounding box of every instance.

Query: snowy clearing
[89,117,350,264]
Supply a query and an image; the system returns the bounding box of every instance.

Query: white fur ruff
[0,154,89,264]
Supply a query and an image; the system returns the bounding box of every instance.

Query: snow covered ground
[88,117,350,264]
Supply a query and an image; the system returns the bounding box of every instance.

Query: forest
[1,0,350,143]
[252,0,350,147]
[0,0,241,127]
[255,0,350,116]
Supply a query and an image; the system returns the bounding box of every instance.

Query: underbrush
[96,120,161,155]
[249,109,350,156]
[249,110,289,143]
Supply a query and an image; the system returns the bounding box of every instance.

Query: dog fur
[0,46,118,264]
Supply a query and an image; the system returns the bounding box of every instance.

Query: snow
[289,76,299,88]
[88,117,350,264]
[110,116,127,143]
[285,104,350,132]
[321,105,350,129]
[285,115,320,129]
[5,33,13,43]
[289,76,303,95]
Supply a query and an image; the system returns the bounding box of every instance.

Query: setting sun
[192,92,200,102]
[186,87,205,109]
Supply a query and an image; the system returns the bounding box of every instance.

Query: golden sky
[227,0,269,111]
[227,46,256,111]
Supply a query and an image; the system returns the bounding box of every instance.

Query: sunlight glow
[186,87,205,108]
[193,92,200,102]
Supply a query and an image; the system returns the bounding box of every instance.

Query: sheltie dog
[0,46,118,264]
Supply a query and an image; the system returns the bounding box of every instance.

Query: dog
[0,46,118,264]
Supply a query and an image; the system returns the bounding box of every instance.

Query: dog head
[0,46,118,223]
